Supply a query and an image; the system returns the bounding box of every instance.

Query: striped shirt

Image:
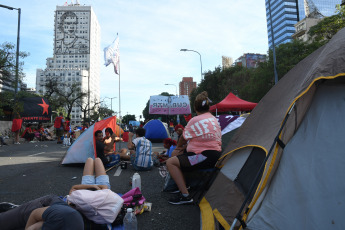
[132,137,153,168]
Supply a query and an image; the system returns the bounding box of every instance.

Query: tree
[308,4,345,43]
[122,114,136,124]
[42,77,87,118]
[0,42,29,84]
[76,96,103,123]
[90,104,114,121]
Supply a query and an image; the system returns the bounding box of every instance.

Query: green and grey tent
[200,27,345,230]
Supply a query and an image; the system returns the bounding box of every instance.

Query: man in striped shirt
[127,128,153,171]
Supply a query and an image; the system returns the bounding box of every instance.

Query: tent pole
[230,102,296,230]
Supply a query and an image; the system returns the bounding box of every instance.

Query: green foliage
[308,4,345,43]
[0,42,29,84]
[122,114,136,124]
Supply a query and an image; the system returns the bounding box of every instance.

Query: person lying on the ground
[166,91,222,205]
[103,127,123,154]
[95,130,127,167]
[0,194,84,230]
[127,127,155,171]
[154,138,177,162]
[0,158,117,230]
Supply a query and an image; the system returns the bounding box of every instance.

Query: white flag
[104,36,120,74]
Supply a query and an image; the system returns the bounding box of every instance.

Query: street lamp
[105,97,117,115]
[164,83,178,96]
[0,4,21,96]
[180,49,203,81]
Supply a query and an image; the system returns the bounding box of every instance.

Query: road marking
[113,167,122,176]
[28,152,45,157]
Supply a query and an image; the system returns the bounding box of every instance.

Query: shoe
[169,186,190,194]
[14,142,20,145]
[168,193,193,205]
[0,202,18,213]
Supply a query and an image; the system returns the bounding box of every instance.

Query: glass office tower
[266,0,341,48]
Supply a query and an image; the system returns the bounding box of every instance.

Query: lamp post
[268,0,278,84]
[180,49,203,81]
[82,75,90,120]
[105,97,117,115]
[0,4,21,96]
[164,83,178,96]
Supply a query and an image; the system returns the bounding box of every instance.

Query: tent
[61,116,119,164]
[209,92,257,113]
[143,119,170,142]
[200,28,345,230]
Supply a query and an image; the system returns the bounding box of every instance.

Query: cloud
[1,0,268,119]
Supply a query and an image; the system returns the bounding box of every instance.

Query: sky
[0,0,268,120]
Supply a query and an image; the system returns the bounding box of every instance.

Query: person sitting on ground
[44,125,53,141]
[22,123,36,142]
[95,130,123,167]
[0,157,115,230]
[154,138,177,162]
[12,112,22,145]
[166,91,222,205]
[127,127,154,171]
[103,128,128,159]
[37,123,47,141]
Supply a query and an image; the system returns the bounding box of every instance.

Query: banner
[149,95,191,115]
[20,97,52,122]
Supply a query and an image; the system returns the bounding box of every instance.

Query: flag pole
[118,54,122,149]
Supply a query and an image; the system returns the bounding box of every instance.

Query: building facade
[234,53,267,68]
[222,56,233,69]
[36,3,100,125]
[266,0,341,48]
[179,77,196,97]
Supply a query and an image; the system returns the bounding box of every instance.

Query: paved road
[0,139,200,230]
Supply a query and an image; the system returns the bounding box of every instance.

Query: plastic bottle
[132,172,141,191]
[123,208,137,230]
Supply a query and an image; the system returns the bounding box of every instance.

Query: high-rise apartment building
[179,77,196,97]
[36,3,100,124]
[266,0,341,48]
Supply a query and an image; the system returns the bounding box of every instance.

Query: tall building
[222,56,233,69]
[266,0,341,48]
[36,3,101,125]
[179,77,196,97]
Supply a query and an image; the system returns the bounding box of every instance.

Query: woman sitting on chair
[166,91,222,205]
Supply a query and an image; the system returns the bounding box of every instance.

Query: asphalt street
[0,138,200,230]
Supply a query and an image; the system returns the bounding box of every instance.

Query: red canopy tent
[209,92,257,113]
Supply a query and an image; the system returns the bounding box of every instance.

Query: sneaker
[169,186,190,194]
[0,202,18,213]
[168,193,193,205]
[14,142,20,145]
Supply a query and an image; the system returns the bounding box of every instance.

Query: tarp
[209,92,257,112]
[200,27,345,230]
[61,116,119,164]
[149,95,191,115]
[143,119,170,142]
[20,97,52,122]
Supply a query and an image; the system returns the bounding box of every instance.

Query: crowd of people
[0,91,223,228]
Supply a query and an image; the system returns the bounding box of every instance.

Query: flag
[104,36,120,75]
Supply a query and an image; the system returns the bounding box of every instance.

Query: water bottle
[123,208,137,230]
[132,172,141,191]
